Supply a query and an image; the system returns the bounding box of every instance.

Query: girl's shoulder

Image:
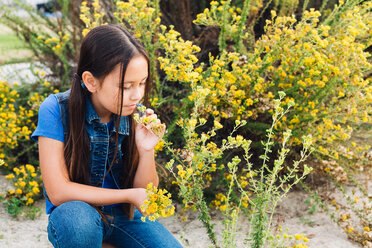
[40,89,70,109]
[38,89,71,117]
[53,89,71,103]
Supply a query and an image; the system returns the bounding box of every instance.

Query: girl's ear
[82,71,98,93]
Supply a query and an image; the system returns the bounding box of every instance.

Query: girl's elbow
[48,194,63,206]
[45,183,69,206]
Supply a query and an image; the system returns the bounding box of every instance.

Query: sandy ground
[0,172,369,248]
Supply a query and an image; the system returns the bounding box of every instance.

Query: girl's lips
[125,104,136,109]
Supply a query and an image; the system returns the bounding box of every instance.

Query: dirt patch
[0,172,368,247]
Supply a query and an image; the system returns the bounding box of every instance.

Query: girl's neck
[90,95,113,123]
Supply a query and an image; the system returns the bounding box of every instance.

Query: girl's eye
[123,81,146,90]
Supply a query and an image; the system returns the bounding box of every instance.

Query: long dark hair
[65,24,151,219]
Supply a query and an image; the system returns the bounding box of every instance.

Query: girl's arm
[132,109,163,188]
[38,136,147,208]
[133,149,159,188]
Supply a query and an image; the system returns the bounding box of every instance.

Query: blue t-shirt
[32,94,121,214]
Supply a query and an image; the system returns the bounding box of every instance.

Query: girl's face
[91,55,148,121]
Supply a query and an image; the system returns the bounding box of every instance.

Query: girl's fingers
[145,108,154,115]
[138,109,166,137]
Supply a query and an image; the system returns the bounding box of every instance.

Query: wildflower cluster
[0,72,53,216]
[140,182,175,222]
[158,3,372,176]
[164,90,314,247]
[165,85,251,246]
[0,79,32,154]
[333,186,372,245]
[5,164,42,208]
[157,25,202,86]
[210,193,227,212]
[114,0,161,40]
[80,0,106,37]
[133,105,166,138]
[37,32,70,54]
[193,0,263,50]
[267,227,310,248]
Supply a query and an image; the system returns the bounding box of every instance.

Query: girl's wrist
[137,148,155,156]
[125,188,138,204]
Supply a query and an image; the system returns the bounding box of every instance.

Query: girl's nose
[130,86,143,101]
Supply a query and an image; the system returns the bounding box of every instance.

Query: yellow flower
[178,169,186,178]
[140,183,174,222]
[295,234,303,240]
[5,173,15,180]
[189,119,197,128]
[26,198,34,206]
[26,164,35,173]
[32,187,40,194]
[16,188,22,194]
[82,28,90,37]
[302,237,309,242]
[220,205,227,211]
[214,120,223,129]
[148,203,158,214]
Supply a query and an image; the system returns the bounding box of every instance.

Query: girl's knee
[48,201,103,247]
[51,201,100,221]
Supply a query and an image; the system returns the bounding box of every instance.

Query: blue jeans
[47,201,183,248]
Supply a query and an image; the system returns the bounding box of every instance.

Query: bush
[0,74,55,217]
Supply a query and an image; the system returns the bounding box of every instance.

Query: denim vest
[43,89,130,203]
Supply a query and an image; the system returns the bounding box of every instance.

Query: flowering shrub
[163,89,313,247]
[140,182,175,222]
[0,73,53,216]
[0,80,32,153]
[77,1,371,173]
[159,5,372,165]
[3,164,43,217]
[80,0,106,37]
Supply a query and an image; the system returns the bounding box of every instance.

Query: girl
[31,24,183,248]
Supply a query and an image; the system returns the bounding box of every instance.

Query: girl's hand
[135,108,166,152]
[129,188,148,215]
